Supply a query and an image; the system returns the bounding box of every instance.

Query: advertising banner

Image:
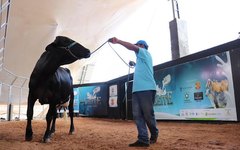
[73,88,80,113]
[58,88,80,113]
[154,51,237,121]
[78,85,108,116]
[109,85,118,108]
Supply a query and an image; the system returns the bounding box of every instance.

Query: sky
[89,0,240,83]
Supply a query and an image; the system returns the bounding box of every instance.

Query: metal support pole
[0,82,2,96]
[18,88,22,120]
[171,0,180,19]
[125,61,135,120]
[125,66,131,120]
[175,0,180,19]
[7,85,12,121]
[18,79,27,120]
[171,0,176,19]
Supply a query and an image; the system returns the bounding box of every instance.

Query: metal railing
[0,0,10,70]
[0,0,44,121]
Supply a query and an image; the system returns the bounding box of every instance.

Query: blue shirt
[132,48,156,92]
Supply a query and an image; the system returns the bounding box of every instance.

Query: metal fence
[0,0,48,121]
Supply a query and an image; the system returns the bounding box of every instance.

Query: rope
[107,42,130,67]
[91,40,108,55]
[91,40,133,68]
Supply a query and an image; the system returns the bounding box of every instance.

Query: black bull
[25,36,91,142]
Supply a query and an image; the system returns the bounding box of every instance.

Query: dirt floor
[0,117,240,150]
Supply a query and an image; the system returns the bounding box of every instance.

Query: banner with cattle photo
[154,51,237,121]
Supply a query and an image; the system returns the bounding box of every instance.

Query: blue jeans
[132,90,158,144]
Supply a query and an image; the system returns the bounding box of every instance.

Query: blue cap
[135,40,148,49]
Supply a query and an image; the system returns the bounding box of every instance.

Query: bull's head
[53,36,91,59]
[45,36,91,66]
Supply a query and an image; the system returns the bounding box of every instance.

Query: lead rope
[107,42,130,67]
[91,40,130,67]
[91,41,108,55]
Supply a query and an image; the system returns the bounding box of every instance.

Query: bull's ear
[54,36,61,45]
[45,43,56,52]
[54,36,69,45]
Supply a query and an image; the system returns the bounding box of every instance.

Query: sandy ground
[0,117,240,150]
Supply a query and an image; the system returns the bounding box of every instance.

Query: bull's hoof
[49,132,55,138]
[25,136,33,141]
[42,138,51,143]
[69,131,75,135]
[25,130,33,141]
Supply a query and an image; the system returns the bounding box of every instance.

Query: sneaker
[150,134,158,144]
[129,140,150,147]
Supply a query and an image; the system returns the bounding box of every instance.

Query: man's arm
[109,37,139,53]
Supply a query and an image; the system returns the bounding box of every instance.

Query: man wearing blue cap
[108,37,159,147]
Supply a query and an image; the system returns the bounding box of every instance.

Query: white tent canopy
[1,0,240,105]
[4,0,148,84]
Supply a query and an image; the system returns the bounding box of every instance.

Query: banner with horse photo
[154,51,237,121]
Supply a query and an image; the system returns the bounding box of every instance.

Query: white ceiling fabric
[2,0,239,104]
[4,0,146,84]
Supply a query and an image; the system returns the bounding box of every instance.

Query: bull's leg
[68,92,75,134]
[49,107,58,137]
[25,92,37,141]
[43,104,54,143]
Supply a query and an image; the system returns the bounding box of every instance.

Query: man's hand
[108,37,118,44]
[108,37,139,52]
